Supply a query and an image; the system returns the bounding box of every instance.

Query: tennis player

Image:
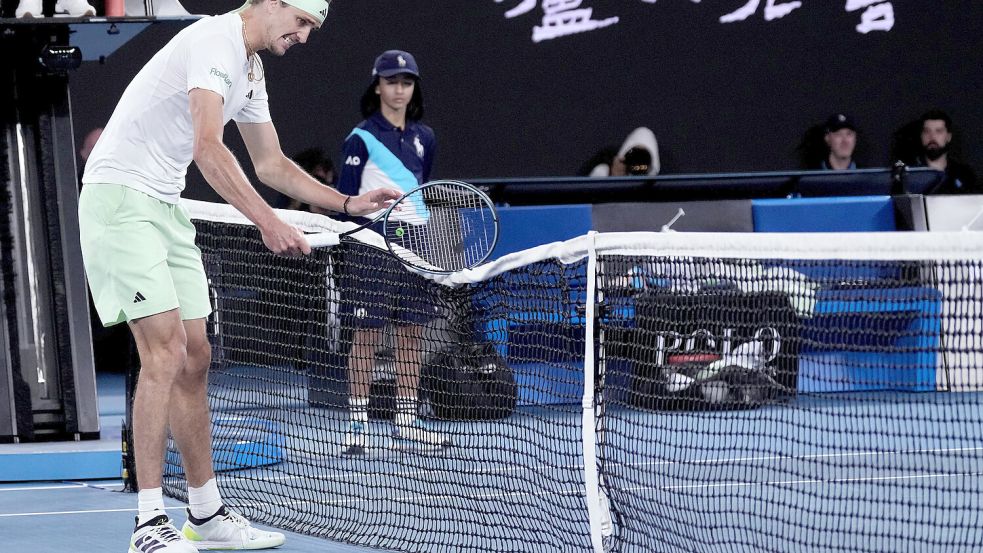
[337,50,452,454]
[78,1,399,552]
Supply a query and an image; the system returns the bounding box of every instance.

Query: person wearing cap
[79,2,400,552]
[821,113,859,170]
[335,50,451,455]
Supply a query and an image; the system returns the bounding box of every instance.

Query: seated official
[820,113,858,170]
[910,110,980,194]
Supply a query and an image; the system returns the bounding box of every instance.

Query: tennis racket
[309,180,499,274]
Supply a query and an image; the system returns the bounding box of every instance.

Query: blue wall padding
[752,196,897,232]
[0,451,120,481]
[491,205,593,259]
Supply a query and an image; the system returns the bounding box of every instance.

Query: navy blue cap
[825,113,856,133]
[372,50,420,79]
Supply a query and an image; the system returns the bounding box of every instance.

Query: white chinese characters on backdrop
[493,0,895,43]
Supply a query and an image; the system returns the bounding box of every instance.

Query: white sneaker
[54,0,95,16]
[130,515,198,553]
[393,421,452,450]
[343,421,367,455]
[182,506,284,550]
[15,0,42,17]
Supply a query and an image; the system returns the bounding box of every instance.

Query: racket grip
[306,233,340,249]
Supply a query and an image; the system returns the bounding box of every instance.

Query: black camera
[39,44,83,72]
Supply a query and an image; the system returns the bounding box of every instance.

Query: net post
[581,231,611,552]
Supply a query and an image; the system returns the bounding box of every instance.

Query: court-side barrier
[491,195,900,259]
[470,173,982,401]
[470,167,944,206]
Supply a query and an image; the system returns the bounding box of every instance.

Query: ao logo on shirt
[345,156,361,166]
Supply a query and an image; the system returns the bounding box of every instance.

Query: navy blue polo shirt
[820,159,857,170]
[337,111,436,222]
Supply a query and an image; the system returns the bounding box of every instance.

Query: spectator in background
[79,127,103,165]
[583,127,660,177]
[78,127,103,183]
[294,147,335,187]
[910,110,980,194]
[276,147,336,212]
[821,113,858,170]
[798,113,859,170]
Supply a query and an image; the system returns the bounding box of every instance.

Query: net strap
[181,199,983,281]
[182,197,383,252]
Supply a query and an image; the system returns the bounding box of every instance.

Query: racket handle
[306,233,340,249]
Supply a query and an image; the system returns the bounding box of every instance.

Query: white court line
[245,460,566,483]
[308,486,585,507]
[0,488,588,517]
[4,469,981,517]
[209,467,983,507]
[234,445,983,485]
[10,447,972,515]
[218,487,587,510]
[656,470,983,491]
[0,482,124,492]
[0,447,983,492]
[0,506,184,518]
[620,445,983,469]
[646,445,983,467]
[0,484,87,492]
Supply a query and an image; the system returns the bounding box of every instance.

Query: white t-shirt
[83,13,271,204]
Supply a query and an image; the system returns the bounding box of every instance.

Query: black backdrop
[69,0,982,200]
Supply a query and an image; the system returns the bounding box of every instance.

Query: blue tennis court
[600,393,983,552]
[0,481,384,552]
[0,372,380,552]
[6,386,982,552]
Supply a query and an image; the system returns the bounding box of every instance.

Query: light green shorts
[78,183,211,327]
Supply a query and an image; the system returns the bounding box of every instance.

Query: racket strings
[386,182,497,272]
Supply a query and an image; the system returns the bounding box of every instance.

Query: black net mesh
[159,219,593,552]
[143,211,983,552]
[595,254,983,553]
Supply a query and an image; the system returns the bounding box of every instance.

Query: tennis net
[131,200,983,552]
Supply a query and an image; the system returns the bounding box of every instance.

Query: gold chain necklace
[240,16,264,83]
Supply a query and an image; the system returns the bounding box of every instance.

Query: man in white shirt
[79,1,399,551]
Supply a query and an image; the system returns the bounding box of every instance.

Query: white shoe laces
[135,522,184,549]
[223,509,250,530]
[155,525,184,542]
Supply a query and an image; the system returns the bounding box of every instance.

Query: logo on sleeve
[345,156,361,166]
[209,68,232,87]
[246,89,253,99]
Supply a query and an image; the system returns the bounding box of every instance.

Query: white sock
[349,397,369,426]
[188,478,223,520]
[396,396,416,428]
[137,487,166,526]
